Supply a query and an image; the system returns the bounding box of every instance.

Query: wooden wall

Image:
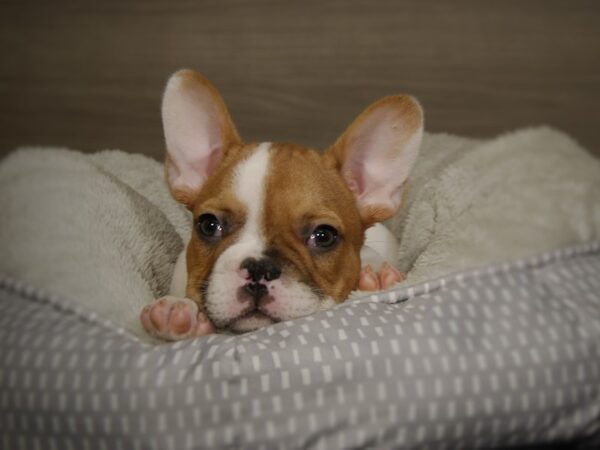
[1,0,599,159]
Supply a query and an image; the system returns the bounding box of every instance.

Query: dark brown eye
[197,214,223,240]
[306,225,338,250]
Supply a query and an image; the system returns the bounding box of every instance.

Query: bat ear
[162,69,241,208]
[325,95,423,226]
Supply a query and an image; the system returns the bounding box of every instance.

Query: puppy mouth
[231,287,281,324]
[206,283,281,332]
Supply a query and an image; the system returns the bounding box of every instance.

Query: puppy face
[162,69,423,332]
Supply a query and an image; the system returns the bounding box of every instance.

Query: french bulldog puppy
[141,70,422,340]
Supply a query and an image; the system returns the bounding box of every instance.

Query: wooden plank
[1,0,598,158]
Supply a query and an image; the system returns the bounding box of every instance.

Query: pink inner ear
[338,103,422,218]
[162,75,227,196]
[344,160,365,196]
[344,132,380,196]
[167,148,222,194]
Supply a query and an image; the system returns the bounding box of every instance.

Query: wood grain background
[1,0,599,159]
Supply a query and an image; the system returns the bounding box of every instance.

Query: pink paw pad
[140,296,214,341]
[358,263,406,291]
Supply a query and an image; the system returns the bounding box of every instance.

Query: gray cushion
[1,242,599,449]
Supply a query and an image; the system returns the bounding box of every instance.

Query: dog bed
[1,127,599,448]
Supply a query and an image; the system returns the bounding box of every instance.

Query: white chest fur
[360,223,399,268]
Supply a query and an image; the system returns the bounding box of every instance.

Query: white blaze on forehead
[204,142,273,327]
[233,142,272,247]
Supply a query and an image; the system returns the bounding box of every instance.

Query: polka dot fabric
[1,243,599,449]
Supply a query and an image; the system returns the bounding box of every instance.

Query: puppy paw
[379,262,406,288]
[357,263,406,291]
[140,296,214,341]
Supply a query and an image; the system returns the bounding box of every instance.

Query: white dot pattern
[0,243,600,448]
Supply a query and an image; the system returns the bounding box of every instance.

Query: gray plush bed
[1,243,600,449]
[1,127,599,449]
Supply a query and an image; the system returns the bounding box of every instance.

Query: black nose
[244,282,268,298]
[240,257,281,282]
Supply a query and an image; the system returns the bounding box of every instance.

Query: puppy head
[162,69,423,332]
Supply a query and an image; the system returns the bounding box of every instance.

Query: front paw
[357,262,406,291]
[140,296,214,341]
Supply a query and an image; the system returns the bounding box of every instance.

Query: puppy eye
[197,214,224,240]
[306,225,338,250]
